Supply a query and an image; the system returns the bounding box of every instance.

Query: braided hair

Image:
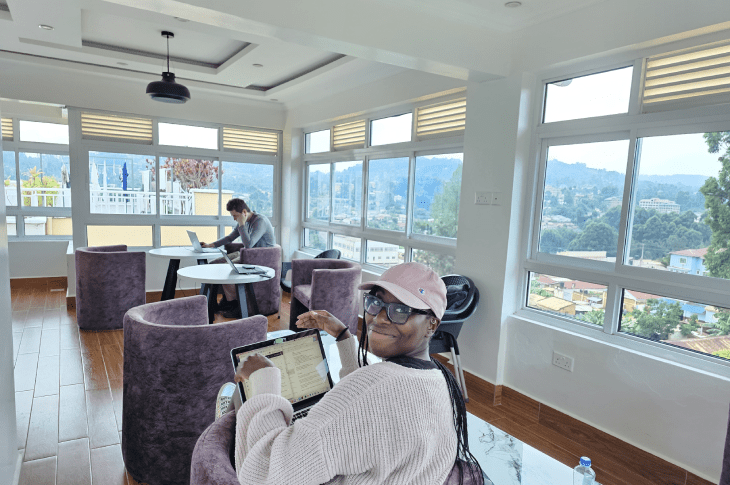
[358,299,484,485]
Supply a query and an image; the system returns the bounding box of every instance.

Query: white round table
[177,264,275,323]
[148,247,221,301]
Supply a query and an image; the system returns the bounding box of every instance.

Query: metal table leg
[161,259,181,301]
[236,283,259,319]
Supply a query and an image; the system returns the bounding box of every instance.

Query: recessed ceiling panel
[81,10,246,66]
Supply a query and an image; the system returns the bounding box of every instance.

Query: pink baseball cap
[358,262,447,319]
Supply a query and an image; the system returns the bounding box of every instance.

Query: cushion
[446,287,468,310]
[293,284,313,308]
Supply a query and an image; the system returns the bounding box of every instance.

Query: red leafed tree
[146,158,220,191]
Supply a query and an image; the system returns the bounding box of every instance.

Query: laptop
[186,230,219,253]
[231,328,334,422]
[218,248,268,275]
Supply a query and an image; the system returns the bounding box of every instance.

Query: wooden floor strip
[25,394,60,461]
[18,456,57,485]
[82,345,109,391]
[57,438,92,485]
[86,389,120,449]
[60,348,85,386]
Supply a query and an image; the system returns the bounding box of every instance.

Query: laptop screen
[233,332,332,405]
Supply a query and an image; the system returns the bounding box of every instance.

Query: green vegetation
[712,349,730,359]
[578,309,605,326]
[21,166,60,207]
[411,251,455,276]
[413,165,462,238]
[700,132,730,279]
[622,299,683,341]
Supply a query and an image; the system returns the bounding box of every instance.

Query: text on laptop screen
[234,335,331,404]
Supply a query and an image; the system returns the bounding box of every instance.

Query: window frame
[520,54,730,375]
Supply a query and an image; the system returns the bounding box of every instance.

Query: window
[24,216,72,236]
[87,225,153,247]
[333,234,361,261]
[158,122,218,150]
[370,113,412,146]
[17,153,71,208]
[367,157,408,231]
[221,162,274,217]
[161,226,218,246]
[543,67,633,123]
[19,121,69,144]
[412,153,463,239]
[412,249,455,275]
[528,273,606,326]
[525,51,730,368]
[304,229,327,251]
[332,161,362,225]
[89,152,154,214]
[162,157,220,216]
[366,240,404,268]
[3,151,16,207]
[307,164,330,221]
[537,140,628,262]
[305,130,330,154]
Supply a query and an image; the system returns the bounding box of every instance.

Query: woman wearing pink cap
[222,262,484,485]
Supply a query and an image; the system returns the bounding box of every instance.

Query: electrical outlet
[475,192,492,205]
[552,351,574,372]
[491,191,502,206]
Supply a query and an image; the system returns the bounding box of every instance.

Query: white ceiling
[1,0,730,106]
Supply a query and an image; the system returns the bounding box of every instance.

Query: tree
[568,221,618,256]
[623,299,683,340]
[578,309,605,326]
[411,251,454,276]
[700,132,730,279]
[21,166,60,207]
[680,314,699,337]
[147,158,220,192]
[707,312,730,336]
[529,280,551,298]
[428,165,462,238]
[539,227,577,253]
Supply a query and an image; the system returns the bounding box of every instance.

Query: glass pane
[538,140,629,261]
[6,216,16,236]
[159,157,219,216]
[221,162,274,217]
[626,132,725,280]
[87,225,152,247]
[22,216,72,236]
[304,229,327,251]
[527,273,607,326]
[543,66,633,123]
[3,151,16,207]
[412,153,463,238]
[370,113,412,146]
[367,157,408,231]
[19,153,71,208]
[366,240,404,268]
[332,161,362,225]
[620,289,730,360]
[411,249,455,275]
[89,152,155,215]
[305,130,330,154]
[19,121,69,144]
[332,234,361,262]
[158,122,218,150]
[307,164,330,221]
[161,226,218,247]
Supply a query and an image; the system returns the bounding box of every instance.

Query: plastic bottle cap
[580,457,591,467]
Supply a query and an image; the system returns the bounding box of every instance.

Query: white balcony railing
[4,186,72,208]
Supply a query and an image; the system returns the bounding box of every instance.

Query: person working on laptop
[201,197,275,318]
[217,262,484,485]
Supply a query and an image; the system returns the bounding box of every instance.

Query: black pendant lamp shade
[146,31,190,104]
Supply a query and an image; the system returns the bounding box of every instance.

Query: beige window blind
[81,113,153,144]
[415,98,466,138]
[1,118,13,141]
[222,127,278,155]
[643,41,730,113]
[332,120,366,149]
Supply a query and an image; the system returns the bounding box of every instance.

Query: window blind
[643,41,730,113]
[1,118,13,141]
[332,120,366,149]
[81,113,153,144]
[415,98,466,138]
[222,127,278,155]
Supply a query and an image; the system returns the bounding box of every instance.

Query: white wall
[8,241,68,278]
[0,107,20,485]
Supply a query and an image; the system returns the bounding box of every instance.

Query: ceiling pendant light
[146,31,191,104]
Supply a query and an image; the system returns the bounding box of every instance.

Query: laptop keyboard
[292,408,310,422]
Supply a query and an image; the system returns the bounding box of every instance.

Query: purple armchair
[190,412,489,485]
[223,243,282,316]
[122,295,267,485]
[75,245,145,330]
[288,259,361,334]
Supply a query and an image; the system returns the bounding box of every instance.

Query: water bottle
[573,456,596,485]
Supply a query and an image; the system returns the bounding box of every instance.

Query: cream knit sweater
[234,335,457,485]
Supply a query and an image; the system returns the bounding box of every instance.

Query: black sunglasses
[363,294,431,325]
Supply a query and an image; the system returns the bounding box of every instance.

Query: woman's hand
[235,354,275,383]
[201,242,214,248]
[295,310,348,339]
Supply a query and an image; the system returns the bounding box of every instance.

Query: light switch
[475,192,491,205]
[491,192,502,206]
